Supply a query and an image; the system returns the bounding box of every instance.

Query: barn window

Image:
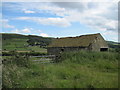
[100,48,108,51]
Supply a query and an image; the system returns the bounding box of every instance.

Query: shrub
[2,53,31,88]
[2,65,20,88]
[3,53,31,68]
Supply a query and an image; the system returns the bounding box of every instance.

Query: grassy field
[2,38,47,53]
[2,38,28,51]
[2,51,118,88]
[2,33,53,53]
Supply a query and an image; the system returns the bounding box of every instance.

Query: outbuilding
[47,33,109,55]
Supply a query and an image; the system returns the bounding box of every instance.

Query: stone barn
[47,33,109,55]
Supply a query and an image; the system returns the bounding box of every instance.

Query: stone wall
[89,34,108,51]
[47,47,88,55]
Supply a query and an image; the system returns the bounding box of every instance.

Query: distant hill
[107,41,120,49]
[1,33,54,52]
[1,33,28,39]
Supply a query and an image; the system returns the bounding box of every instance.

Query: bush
[2,65,20,88]
[3,53,31,68]
[2,53,32,88]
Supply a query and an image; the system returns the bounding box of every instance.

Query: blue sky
[2,2,118,42]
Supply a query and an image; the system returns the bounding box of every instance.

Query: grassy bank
[2,51,119,88]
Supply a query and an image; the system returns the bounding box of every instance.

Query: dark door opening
[100,48,108,51]
[61,48,64,52]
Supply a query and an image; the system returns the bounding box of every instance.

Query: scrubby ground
[2,51,119,88]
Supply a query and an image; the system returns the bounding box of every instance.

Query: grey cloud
[100,3,118,20]
[52,2,118,32]
[52,2,88,12]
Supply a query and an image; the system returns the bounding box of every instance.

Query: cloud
[53,2,88,12]
[15,17,30,20]
[11,29,20,33]
[3,2,67,16]
[40,33,49,37]
[23,9,35,13]
[2,19,15,28]
[38,17,71,27]
[15,17,71,27]
[55,2,118,32]
[10,28,50,37]
[22,28,31,33]
[14,2,118,30]
[36,4,67,16]
[11,28,31,34]
[102,31,118,41]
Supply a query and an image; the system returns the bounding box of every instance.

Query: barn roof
[48,33,102,47]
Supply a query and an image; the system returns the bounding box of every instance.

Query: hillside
[1,33,54,52]
[1,33,119,52]
[107,41,120,48]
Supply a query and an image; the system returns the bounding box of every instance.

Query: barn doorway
[100,48,108,51]
[61,48,64,52]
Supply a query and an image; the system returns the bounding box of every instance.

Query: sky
[1,1,119,42]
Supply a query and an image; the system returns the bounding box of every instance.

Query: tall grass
[60,51,119,70]
[61,51,119,63]
[2,51,119,88]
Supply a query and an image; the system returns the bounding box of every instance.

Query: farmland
[1,33,119,88]
[1,33,54,53]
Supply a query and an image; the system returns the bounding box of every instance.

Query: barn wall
[47,47,87,55]
[47,47,61,55]
[89,35,108,51]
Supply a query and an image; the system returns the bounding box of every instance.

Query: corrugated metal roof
[48,33,101,47]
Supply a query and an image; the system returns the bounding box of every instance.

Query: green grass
[27,46,47,52]
[2,51,119,88]
[2,38,47,53]
[2,33,53,53]
[2,38,28,51]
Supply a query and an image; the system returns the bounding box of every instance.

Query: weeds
[2,51,118,88]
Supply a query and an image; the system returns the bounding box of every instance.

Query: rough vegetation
[2,51,119,88]
[1,33,119,88]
